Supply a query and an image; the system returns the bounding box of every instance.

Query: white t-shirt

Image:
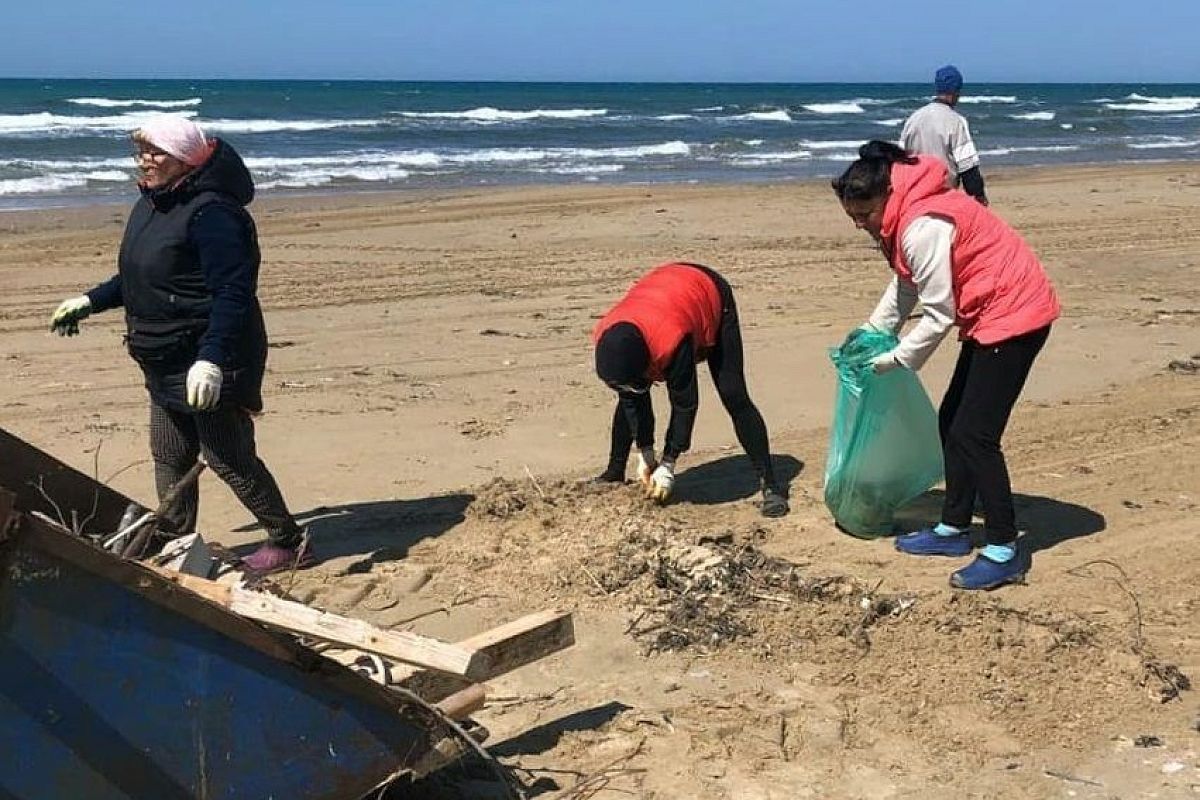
[868,216,957,371]
[901,101,981,180]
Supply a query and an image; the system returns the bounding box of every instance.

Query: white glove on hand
[636,447,657,488]
[872,351,901,375]
[50,295,92,336]
[185,360,223,410]
[645,461,675,504]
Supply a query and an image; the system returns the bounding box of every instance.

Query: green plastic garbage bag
[823,328,944,537]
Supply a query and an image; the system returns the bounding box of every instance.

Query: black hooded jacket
[87,138,268,413]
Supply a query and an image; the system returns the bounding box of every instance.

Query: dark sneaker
[950,549,1027,590]
[761,487,789,518]
[588,468,626,484]
[895,527,973,557]
[241,540,314,575]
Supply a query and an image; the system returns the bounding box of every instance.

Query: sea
[2,79,1199,209]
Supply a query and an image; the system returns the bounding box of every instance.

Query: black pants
[607,269,777,489]
[149,401,302,546]
[939,326,1050,545]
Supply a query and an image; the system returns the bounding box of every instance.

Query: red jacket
[592,263,723,381]
[881,156,1060,345]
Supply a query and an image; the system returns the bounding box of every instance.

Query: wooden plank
[392,610,575,702]
[150,568,490,681]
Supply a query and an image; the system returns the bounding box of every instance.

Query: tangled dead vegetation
[586,520,916,655]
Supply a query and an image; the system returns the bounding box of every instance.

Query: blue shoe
[894,527,973,557]
[950,548,1027,590]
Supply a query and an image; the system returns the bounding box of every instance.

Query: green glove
[51,295,92,337]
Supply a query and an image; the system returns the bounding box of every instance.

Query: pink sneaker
[241,541,314,575]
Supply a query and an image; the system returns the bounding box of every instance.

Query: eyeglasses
[132,146,172,162]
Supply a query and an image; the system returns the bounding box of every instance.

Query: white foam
[67,97,202,109]
[0,174,88,195]
[958,96,1018,104]
[0,110,198,135]
[258,165,411,189]
[1104,94,1200,113]
[1011,111,1055,121]
[802,102,864,115]
[1060,123,1074,130]
[394,107,607,122]
[730,110,793,122]
[1126,136,1200,150]
[874,118,905,127]
[532,164,625,175]
[742,139,765,146]
[654,114,695,121]
[730,150,813,163]
[799,139,866,150]
[199,118,382,133]
[979,145,1080,156]
[692,106,724,112]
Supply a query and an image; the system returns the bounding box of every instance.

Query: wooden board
[151,568,490,681]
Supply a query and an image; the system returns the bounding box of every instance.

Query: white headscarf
[136,115,213,166]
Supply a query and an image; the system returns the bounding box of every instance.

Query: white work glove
[645,460,675,504]
[635,447,657,488]
[50,295,92,336]
[185,360,223,410]
[872,351,901,374]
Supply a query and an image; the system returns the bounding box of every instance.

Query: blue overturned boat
[0,427,447,799]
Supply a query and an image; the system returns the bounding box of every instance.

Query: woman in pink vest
[832,140,1060,590]
[592,262,788,518]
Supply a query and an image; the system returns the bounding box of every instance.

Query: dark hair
[595,322,650,387]
[830,140,918,202]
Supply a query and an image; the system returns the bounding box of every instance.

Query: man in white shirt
[901,65,989,205]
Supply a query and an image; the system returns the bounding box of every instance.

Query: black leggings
[939,326,1050,544]
[607,268,777,488]
[149,401,302,546]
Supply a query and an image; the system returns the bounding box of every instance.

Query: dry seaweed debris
[591,522,915,655]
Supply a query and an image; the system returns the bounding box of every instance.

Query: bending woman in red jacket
[832,141,1060,590]
[592,262,789,518]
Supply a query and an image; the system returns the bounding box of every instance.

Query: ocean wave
[0,170,130,195]
[530,164,625,175]
[742,139,765,146]
[874,118,905,127]
[1126,136,1200,150]
[0,110,198,135]
[258,165,412,189]
[67,97,202,109]
[799,139,867,150]
[1104,94,1200,113]
[654,114,696,121]
[802,102,865,114]
[1011,111,1055,121]
[730,150,813,163]
[200,118,383,133]
[692,106,724,112]
[958,96,1018,104]
[980,145,1080,156]
[0,157,130,170]
[729,110,793,122]
[393,106,607,122]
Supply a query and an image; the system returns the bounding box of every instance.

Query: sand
[1,163,1198,798]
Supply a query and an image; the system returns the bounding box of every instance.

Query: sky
[4,0,1200,83]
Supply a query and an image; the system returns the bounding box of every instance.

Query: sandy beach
[2,163,1198,797]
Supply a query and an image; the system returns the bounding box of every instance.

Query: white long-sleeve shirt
[867,215,957,371]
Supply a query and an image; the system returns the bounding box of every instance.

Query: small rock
[1134,734,1164,747]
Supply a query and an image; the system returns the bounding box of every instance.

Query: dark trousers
[607,269,777,489]
[149,401,302,546]
[939,326,1050,545]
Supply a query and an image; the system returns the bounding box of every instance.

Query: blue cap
[934,65,963,94]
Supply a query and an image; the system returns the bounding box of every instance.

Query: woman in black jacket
[51,116,309,575]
